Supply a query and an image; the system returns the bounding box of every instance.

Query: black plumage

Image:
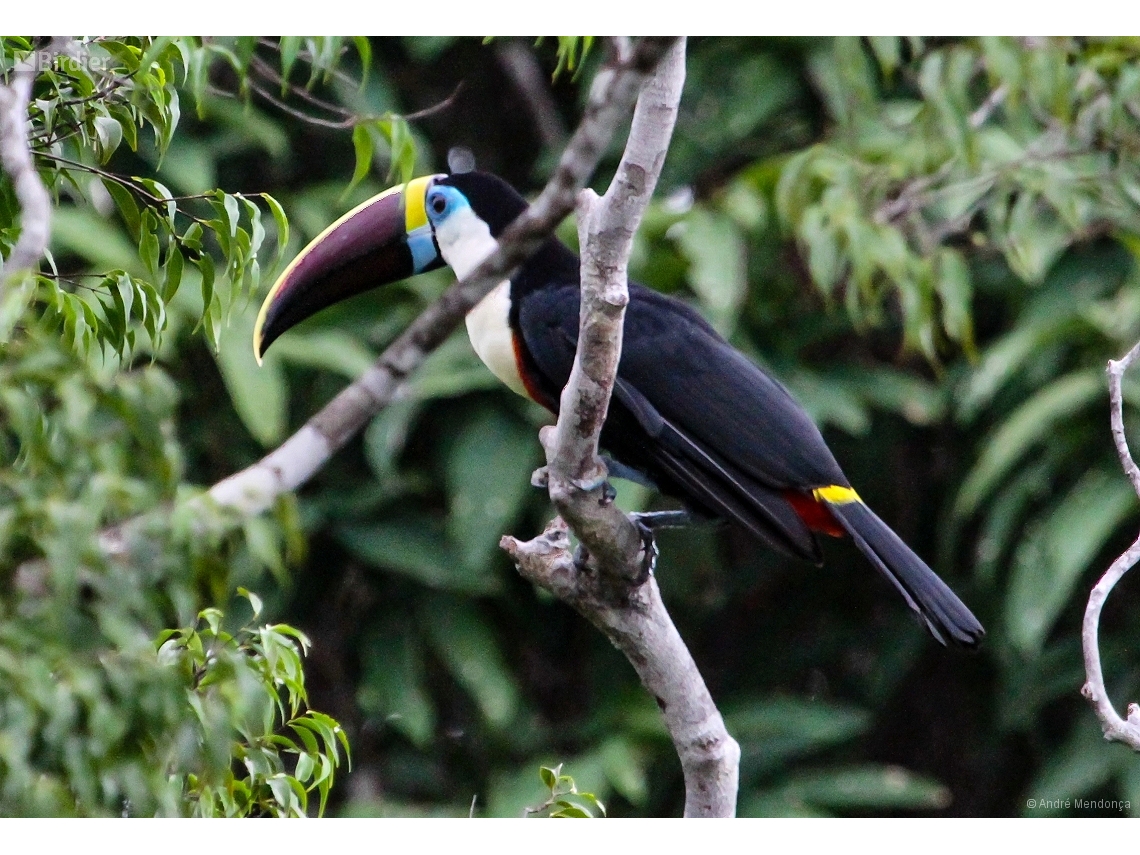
[443,172,984,648]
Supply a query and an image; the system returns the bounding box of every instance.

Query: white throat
[435,206,498,279]
[437,207,529,398]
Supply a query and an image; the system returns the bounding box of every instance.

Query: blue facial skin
[425,184,470,227]
[407,225,438,274]
[408,183,470,274]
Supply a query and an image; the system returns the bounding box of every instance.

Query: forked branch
[1081,341,1140,750]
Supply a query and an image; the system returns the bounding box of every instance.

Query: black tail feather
[826,500,984,648]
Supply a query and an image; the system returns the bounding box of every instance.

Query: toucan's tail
[823,496,984,648]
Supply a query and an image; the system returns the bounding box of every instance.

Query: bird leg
[568,510,664,585]
[629,509,696,530]
[630,515,660,584]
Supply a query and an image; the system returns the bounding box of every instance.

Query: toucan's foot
[572,543,591,575]
[631,516,660,585]
[570,517,659,585]
[629,510,696,530]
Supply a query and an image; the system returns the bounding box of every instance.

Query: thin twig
[968,83,1008,129]
[246,63,462,132]
[246,77,354,130]
[249,55,354,119]
[1081,341,1140,750]
[401,84,465,122]
[33,151,211,229]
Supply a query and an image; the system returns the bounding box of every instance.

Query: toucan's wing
[516,280,825,561]
[616,283,849,490]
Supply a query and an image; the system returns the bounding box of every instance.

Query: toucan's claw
[569,517,657,586]
[632,516,659,585]
[601,481,617,505]
[572,543,591,575]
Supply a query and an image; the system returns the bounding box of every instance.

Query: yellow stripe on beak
[404,175,433,233]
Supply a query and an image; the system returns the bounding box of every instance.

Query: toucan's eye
[430,193,447,215]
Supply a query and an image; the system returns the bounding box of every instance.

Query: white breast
[435,205,529,398]
[464,281,529,398]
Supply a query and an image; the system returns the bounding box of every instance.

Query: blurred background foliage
[3,35,1140,816]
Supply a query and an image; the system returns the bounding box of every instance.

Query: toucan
[254,170,985,648]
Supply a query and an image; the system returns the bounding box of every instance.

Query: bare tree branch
[500,37,742,818]
[207,37,677,517]
[0,37,75,286]
[1082,341,1140,750]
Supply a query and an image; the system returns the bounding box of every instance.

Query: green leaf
[1005,469,1136,655]
[422,597,520,730]
[363,398,423,479]
[162,239,184,302]
[540,765,559,791]
[357,632,435,749]
[268,329,376,378]
[93,116,123,163]
[279,37,301,88]
[336,517,498,595]
[353,37,372,87]
[344,123,374,200]
[213,303,288,446]
[956,315,1083,423]
[139,212,161,277]
[595,737,648,807]
[677,207,747,334]
[955,371,1104,519]
[1025,717,1123,814]
[1000,192,1071,283]
[262,194,290,267]
[936,248,975,349]
[442,406,541,575]
[773,765,950,812]
[725,697,870,779]
[867,37,901,77]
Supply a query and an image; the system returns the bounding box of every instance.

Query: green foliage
[549,37,595,81]
[776,37,1140,361]
[160,591,349,817]
[524,764,606,818]
[1,36,413,361]
[725,696,949,816]
[0,35,394,816]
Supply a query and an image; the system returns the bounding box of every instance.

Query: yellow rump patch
[812,485,861,505]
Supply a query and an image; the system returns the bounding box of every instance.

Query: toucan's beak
[254,174,445,362]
